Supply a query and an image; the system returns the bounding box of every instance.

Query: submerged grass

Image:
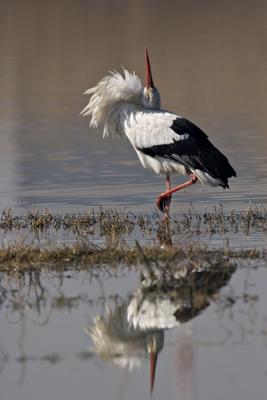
[0,241,264,273]
[0,207,136,235]
[0,206,266,272]
[1,205,266,236]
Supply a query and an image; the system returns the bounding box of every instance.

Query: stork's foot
[157,193,172,213]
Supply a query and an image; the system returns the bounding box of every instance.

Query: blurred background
[0,0,267,212]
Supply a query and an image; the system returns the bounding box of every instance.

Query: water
[0,1,267,215]
[1,261,267,400]
[1,1,267,399]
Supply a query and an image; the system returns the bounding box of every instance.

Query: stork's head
[142,48,161,109]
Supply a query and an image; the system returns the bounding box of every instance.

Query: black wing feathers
[139,118,236,188]
[170,117,208,141]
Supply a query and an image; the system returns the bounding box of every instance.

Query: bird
[81,49,236,214]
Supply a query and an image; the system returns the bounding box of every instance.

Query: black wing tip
[228,164,237,178]
[220,171,237,189]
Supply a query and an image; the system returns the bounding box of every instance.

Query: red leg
[157,175,172,215]
[158,175,172,217]
[166,175,171,191]
[157,174,198,213]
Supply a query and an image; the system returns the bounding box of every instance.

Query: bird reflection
[87,258,236,394]
[87,304,163,372]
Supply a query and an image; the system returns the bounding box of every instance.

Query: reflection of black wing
[139,117,237,188]
[173,265,236,322]
[135,261,236,326]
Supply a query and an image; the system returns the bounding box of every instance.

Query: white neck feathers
[81,69,143,137]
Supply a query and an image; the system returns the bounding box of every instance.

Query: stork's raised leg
[157,174,198,213]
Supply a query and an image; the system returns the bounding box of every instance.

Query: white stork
[81,49,236,214]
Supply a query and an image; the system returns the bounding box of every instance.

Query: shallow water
[1,261,267,400]
[0,1,267,216]
[1,1,267,399]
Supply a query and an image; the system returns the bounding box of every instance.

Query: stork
[81,49,236,214]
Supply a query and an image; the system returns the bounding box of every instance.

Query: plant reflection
[87,258,236,393]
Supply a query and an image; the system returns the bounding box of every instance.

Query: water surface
[1,261,267,400]
[0,1,267,215]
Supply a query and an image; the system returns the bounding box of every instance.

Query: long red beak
[145,48,154,89]
[150,351,158,395]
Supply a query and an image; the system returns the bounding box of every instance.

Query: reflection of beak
[145,48,154,89]
[150,350,158,395]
